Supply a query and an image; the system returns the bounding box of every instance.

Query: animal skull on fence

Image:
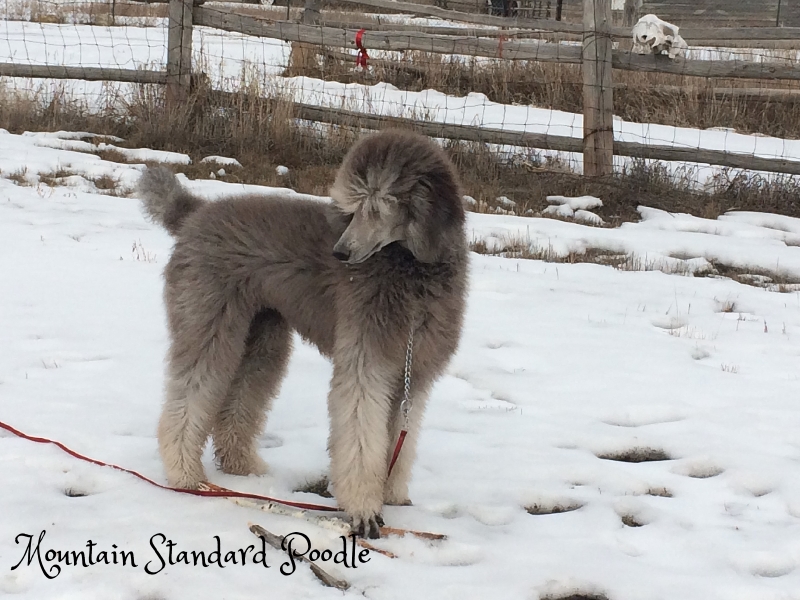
[631,14,688,59]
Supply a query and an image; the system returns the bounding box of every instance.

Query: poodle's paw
[248,454,270,476]
[383,481,412,506]
[385,496,413,507]
[351,513,384,539]
[167,471,205,490]
[217,451,269,477]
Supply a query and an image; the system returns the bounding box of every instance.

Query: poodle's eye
[417,177,433,192]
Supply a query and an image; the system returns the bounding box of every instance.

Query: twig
[200,481,445,540]
[201,481,445,558]
[355,539,398,558]
[379,525,446,541]
[199,482,351,534]
[248,523,350,591]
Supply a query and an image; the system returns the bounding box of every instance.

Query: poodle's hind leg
[158,298,252,490]
[213,309,292,477]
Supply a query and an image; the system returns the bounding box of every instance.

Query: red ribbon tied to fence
[496,35,505,59]
[355,29,369,69]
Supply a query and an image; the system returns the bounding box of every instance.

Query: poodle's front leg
[383,381,432,507]
[327,354,395,539]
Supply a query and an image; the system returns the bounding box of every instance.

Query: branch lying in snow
[355,538,397,558]
[200,482,445,558]
[380,526,446,541]
[199,482,349,532]
[248,523,351,590]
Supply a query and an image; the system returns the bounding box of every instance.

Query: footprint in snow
[727,472,775,497]
[466,504,516,526]
[0,572,33,594]
[525,499,584,516]
[614,498,655,528]
[534,580,610,600]
[426,501,461,519]
[596,447,673,463]
[672,459,724,479]
[425,542,483,567]
[651,315,688,330]
[259,433,283,449]
[485,340,514,349]
[691,346,711,360]
[731,551,796,578]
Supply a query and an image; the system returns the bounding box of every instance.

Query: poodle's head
[329,129,465,265]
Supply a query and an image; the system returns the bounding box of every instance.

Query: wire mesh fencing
[4,0,800,193]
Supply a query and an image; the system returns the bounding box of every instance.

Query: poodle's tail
[137,166,204,236]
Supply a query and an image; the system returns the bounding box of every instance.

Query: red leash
[0,419,409,511]
[0,420,337,511]
[387,430,407,476]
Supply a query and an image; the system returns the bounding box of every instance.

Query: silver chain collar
[400,323,415,430]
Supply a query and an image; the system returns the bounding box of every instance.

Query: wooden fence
[445,0,800,28]
[3,0,800,177]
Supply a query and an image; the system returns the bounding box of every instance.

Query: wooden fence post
[302,0,321,24]
[623,0,639,27]
[167,0,193,103]
[285,0,321,75]
[582,0,614,178]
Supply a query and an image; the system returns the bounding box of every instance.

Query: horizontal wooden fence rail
[613,53,800,81]
[681,27,800,42]
[318,20,542,37]
[193,6,584,62]
[614,83,800,102]
[0,63,167,84]
[126,0,260,4]
[289,102,800,177]
[329,0,588,34]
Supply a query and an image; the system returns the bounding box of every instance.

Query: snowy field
[4,20,800,182]
[1,129,800,599]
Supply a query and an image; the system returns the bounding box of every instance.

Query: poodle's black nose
[333,250,350,262]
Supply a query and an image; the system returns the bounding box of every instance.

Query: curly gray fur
[138,130,468,539]
[137,166,203,236]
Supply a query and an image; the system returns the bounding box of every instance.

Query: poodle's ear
[405,220,442,263]
[405,177,465,263]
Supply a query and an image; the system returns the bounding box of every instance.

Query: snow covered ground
[1,129,800,599]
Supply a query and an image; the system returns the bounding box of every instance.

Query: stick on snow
[249,523,350,590]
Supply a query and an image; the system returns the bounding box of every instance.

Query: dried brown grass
[2,77,800,221]
[294,51,800,140]
[469,230,800,292]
